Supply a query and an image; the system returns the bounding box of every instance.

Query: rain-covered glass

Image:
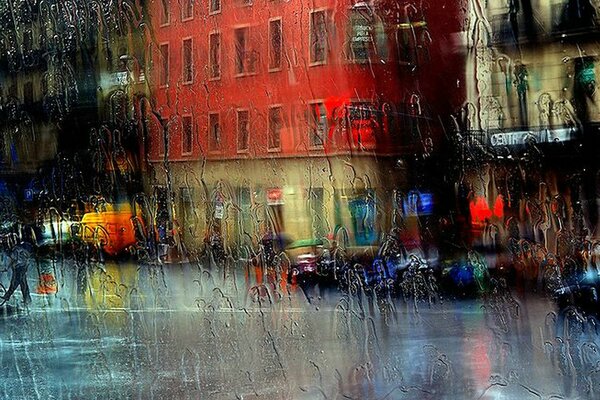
[3,1,600,399]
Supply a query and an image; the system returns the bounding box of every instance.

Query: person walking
[1,243,32,305]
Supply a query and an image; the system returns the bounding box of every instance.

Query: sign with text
[490,128,574,147]
[267,188,284,205]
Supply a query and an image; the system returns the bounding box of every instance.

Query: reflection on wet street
[1,260,597,399]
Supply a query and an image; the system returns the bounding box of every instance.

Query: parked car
[285,238,323,285]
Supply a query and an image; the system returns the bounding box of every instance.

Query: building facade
[0,0,148,220]
[461,0,600,256]
[145,0,465,253]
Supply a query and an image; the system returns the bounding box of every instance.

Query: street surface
[0,259,598,399]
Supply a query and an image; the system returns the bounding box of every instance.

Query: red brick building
[145,0,465,249]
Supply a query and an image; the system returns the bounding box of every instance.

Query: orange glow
[37,273,58,295]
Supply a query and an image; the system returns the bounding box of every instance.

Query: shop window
[237,110,250,152]
[348,190,377,246]
[209,32,221,79]
[182,115,193,154]
[310,10,328,64]
[209,112,221,151]
[182,38,193,83]
[268,106,283,151]
[269,19,283,71]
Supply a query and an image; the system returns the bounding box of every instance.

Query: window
[182,115,193,154]
[395,15,430,67]
[182,38,193,83]
[209,32,221,79]
[554,0,596,34]
[310,10,328,64]
[348,190,377,246]
[160,0,170,26]
[210,0,221,14]
[345,103,380,149]
[513,63,529,127]
[182,0,194,20]
[159,43,169,86]
[23,81,33,104]
[237,110,250,152]
[347,6,387,62]
[308,102,327,148]
[234,27,256,75]
[268,106,283,150]
[269,19,283,71]
[209,113,221,151]
[349,7,370,61]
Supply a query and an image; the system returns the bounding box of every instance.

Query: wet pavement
[0,259,599,399]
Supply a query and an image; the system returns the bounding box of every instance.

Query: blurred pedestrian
[1,243,32,305]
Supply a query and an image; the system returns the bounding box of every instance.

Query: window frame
[309,8,329,66]
[268,17,283,72]
[181,37,194,84]
[307,100,327,149]
[181,0,194,21]
[268,105,284,152]
[160,0,171,27]
[181,114,193,156]
[159,42,170,88]
[347,5,376,63]
[209,0,221,15]
[236,108,250,153]
[208,112,221,153]
[233,25,257,77]
[208,31,221,80]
